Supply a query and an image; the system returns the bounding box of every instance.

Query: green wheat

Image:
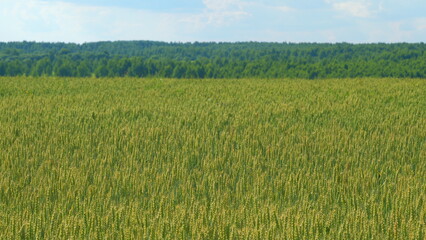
[0,77,425,239]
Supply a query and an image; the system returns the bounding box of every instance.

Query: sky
[0,0,425,43]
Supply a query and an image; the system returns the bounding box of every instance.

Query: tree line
[0,41,425,79]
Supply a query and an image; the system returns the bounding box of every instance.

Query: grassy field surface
[0,77,425,239]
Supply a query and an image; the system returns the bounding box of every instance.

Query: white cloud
[334,1,371,17]
[0,0,254,42]
[205,11,249,26]
[275,6,296,13]
[203,0,244,11]
[0,0,206,42]
[326,0,373,18]
[1,0,424,43]
[414,18,426,31]
[198,0,250,26]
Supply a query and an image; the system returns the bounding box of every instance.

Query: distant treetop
[0,41,425,78]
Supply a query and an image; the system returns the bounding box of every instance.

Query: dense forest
[0,41,425,79]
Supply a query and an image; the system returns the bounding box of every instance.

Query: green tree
[6,60,24,76]
[128,58,147,77]
[0,62,6,76]
[77,61,91,77]
[31,57,52,76]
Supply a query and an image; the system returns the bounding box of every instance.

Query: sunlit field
[0,77,425,239]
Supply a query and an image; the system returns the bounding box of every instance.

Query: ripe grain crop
[0,77,425,239]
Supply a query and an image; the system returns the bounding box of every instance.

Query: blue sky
[0,0,425,43]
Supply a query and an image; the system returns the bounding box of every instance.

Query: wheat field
[0,77,425,239]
